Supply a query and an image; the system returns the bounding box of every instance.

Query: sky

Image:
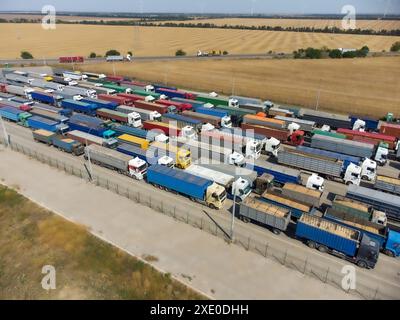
[0,0,399,15]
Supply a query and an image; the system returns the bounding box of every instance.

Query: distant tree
[223,50,228,55]
[105,49,121,56]
[127,51,133,56]
[89,52,97,58]
[305,47,322,59]
[342,51,357,58]
[390,41,400,52]
[175,49,186,56]
[329,49,343,59]
[20,51,33,59]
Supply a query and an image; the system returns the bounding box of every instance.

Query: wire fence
[2,138,399,300]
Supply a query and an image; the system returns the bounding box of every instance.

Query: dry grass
[78,56,400,118]
[0,23,399,59]
[0,14,139,22]
[0,185,204,300]
[163,18,400,31]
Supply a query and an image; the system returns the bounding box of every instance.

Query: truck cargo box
[282,183,322,207]
[374,175,400,195]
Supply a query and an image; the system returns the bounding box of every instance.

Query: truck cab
[355,234,380,269]
[228,98,239,108]
[180,126,197,140]
[343,163,361,185]
[245,139,262,159]
[201,123,216,132]
[288,130,305,146]
[157,155,175,168]
[154,133,169,143]
[128,157,148,180]
[177,149,192,169]
[374,145,388,166]
[127,112,142,128]
[232,178,252,201]
[264,137,281,157]
[228,151,246,167]
[306,174,325,191]
[360,158,377,181]
[221,115,232,128]
[352,119,366,132]
[205,183,227,210]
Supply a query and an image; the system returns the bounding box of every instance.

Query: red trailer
[106,75,125,83]
[121,80,150,87]
[0,83,6,93]
[352,135,379,147]
[156,99,192,112]
[96,108,128,124]
[379,123,400,138]
[337,128,397,149]
[59,56,84,63]
[143,121,181,136]
[134,100,169,114]
[116,93,145,103]
[241,123,304,146]
[98,94,133,106]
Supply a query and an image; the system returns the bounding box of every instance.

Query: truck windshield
[272,143,281,150]
[224,119,232,127]
[138,163,148,172]
[367,167,375,173]
[218,189,227,201]
[242,184,252,196]
[351,173,360,178]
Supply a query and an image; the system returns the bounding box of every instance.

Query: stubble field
[77,56,400,118]
[0,23,399,59]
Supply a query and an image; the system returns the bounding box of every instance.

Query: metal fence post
[247,237,251,250]
[264,243,269,257]
[283,250,288,265]
[324,267,330,283]
[186,212,189,224]
[303,258,308,274]
[200,217,203,230]
[373,287,379,300]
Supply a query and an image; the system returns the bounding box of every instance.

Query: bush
[127,51,133,56]
[175,49,186,56]
[105,49,120,56]
[89,52,97,58]
[305,47,322,59]
[342,51,357,58]
[329,49,343,59]
[223,50,228,55]
[390,41,400,52]
[20,51,33,59]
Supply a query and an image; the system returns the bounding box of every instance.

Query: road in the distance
[2,121,400,299]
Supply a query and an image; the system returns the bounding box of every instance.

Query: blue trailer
[27,116,68,133]
[297,146,360,168]
[324,209,400,257]
[350,116,379,131]
[153,84,177,91]
[0,106,31,125]
[295,214,380,268]
[162,113,203,131]
[51,135,85,156]
[251,160,301,185]
[193,106,228,119]
[68,114,115,139]
[155,88,186,99]
[146,165,226,209]
[31,91,62,107]
[61,99,98,116]
[81,97,118,110]
[113,125,165,142]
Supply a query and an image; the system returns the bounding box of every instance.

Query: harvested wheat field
[78,56,400,118]
[164,18,400,31]
[0,13,140,22]
[1,23,399,59]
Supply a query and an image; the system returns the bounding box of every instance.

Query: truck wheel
[345,181,351,186]
[307,241,316,249]
[272,228,281,235]
[208,203,216,210]
[242,217,250,223]
[383,249,395,257]
[317,245,328,253]
[357,260,367,269]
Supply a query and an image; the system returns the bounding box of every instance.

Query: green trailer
[311,129,347,140]
[132,89,162,99]
[102,83,131,94]
[196,95,229,106]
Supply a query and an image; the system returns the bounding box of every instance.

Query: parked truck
[192,106,232,128]
[113,125,168,143]
[379,122,400,138]
[185,164,251,201]
[337,128,397,150]
[5,85,34,99]
[277,148,361,185]
[212,105,256,126]
[116,106,162,122]
[26,115,69,134]
[32,129,84,156]
[116,143,174,168]
[295,214,379,268]
[66,130,117,149]
[96,108,142,127]
[81,97,118,110]
[31,102,72,117]
[97,94,132,106]
[297,145,377,182]
[117,134,150,150]
[143,121,181,137]
[350,116,379,131]
[146,164,226,209]
[239,195,291,234]
[0,106,31,126]
[346,184,400,223]
[274,115,316,133]
[241,123,304,146]
[230,95,272,110]
[31,91,62,106]
[161,113,203,132]
[149,142,191,169]
[195,94,238,108]
[156,99,192,112]
[299,109,352,129]
[85,144,147,180]
[61,99,98,116]
[134,100,174,114]
[373,175,400,196]
[181,110,222,128]
[282,183,323,207]
[172,97,209,110]
[243,115,286,129]
[324,208,400,257]
[154,87,195,100]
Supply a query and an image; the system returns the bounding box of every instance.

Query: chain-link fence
[2,138,399,300]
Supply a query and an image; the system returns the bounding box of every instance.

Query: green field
[0,185,204,300]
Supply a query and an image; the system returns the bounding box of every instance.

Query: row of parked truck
[1,68,400,268]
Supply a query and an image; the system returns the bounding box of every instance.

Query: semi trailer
[241,123,304,146]
[0,106,31,125]
[61,99,98,116]
[134,100,174,114]
[181,110,222,128]
[66,130,117,149]
[96,108,142,127]
[337,128,397,150]
[161,113,202,132]
[116,143,174,168]
[81,97,118,110]
[282,183,323,207]
[32,129,84,156]
[147,164,226,209]
[116,106,162,122]
[149,142,191,169]
[192,106,232,128]
[117,134,150,150]
[113,125,168,143]
[373,175,400,196]
[26,116,68,133]
[299,109,352,129]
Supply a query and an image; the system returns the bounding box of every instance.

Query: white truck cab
[306,174,325,191]
[320,125,331,132]
[264,100,274,108]
[245,139,262,159]
[360,158,377,181]
[221,115,233,128]
[201,123,216,132]
[343,163,361,185]
[128,157,148,180]
[287,122,301,134]
[232,177,252,201]
[353,119,366,132]
[154,134,169,143]
[128,112,142,128]
[264,137,281,157]
[374,146,388,166]
[228,151,246,166]
[180,126,197,140]
[157,155,174,168]
[372,211,387,226]
[145,95,156,102]
[228,98,239,108]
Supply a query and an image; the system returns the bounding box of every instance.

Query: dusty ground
[0,184,204,300]
[0,23,399,59]
[78,56,400,118]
